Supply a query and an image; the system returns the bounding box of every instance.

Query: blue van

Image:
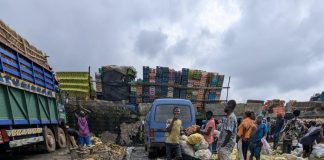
[144,99,196,158]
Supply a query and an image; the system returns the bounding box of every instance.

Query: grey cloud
[135,30,168,57]
[1,0,324,101]
[208,0,324,96]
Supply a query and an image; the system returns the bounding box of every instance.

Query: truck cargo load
[0,20,67,152]
[0,20,50,70]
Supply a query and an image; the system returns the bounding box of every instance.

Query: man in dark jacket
[300,121,323,157]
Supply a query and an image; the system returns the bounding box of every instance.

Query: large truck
[0,20,67,152]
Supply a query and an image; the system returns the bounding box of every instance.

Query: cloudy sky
[1,0,324,102]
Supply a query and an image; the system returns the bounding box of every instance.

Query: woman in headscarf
[75,110,91,148]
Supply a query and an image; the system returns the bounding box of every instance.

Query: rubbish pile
[99,131,118,144]
[119,121,143,145]
[80,136,125,160]
[180,132,212,160]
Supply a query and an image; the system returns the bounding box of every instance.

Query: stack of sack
[180,133,212,160]
[310,143,324,160]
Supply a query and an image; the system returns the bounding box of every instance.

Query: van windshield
[155,104,192,123]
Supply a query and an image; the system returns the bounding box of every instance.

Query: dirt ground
[0,146,165,160]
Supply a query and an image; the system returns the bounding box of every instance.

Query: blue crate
[0,45,55,91]
[173,89,180,98]
[180,89,187,99]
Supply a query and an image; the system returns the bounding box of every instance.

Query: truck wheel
[148,148,156,159]
[57,127,67,148]
[44,128,56,152]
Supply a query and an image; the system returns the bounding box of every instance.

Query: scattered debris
[73,136,126,160]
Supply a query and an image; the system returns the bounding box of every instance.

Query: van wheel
[44,128,56,152]
[148,148,156,159]
[57,127,67,148]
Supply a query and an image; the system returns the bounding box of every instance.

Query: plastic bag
[180,135,188,141]
[187,133,204,145]
[283,154,298,160]
[237,139,244,160]
[193,139,209,151]
[292,148,303,157]
[195,149,212,160]
[197,139,209,150]
[180,140,195,157]
[125,147,135,160]
[261,138,272,155]
[314,143,324,148]
[311,147,324,158]
[214,130,220,138]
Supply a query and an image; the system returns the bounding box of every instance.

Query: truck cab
[144,99,196,158]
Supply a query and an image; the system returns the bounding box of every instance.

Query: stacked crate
[195,72,208,108]
[143,66,156,103]
[205,73,218,101]
[56,72,90,98]
[168,69,176,84]
[155,66,169,97]
[136,66,226,109]
[216,74,224,100]
[136,85,143,104]
[130,84,137,104]
[180,68,189,99]
[95,73,102,93]
[173,71,182,98]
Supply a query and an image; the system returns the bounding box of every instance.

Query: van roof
[153,98,192,105]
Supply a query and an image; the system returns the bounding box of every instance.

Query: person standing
[217,100,238,160]
[249,115,268,160]
[165,107,182,160]
[75,110,92,148]
[200,111,216,152]
[300,121,324,158]
[237,111,256,160]
[281,110,308,154]
[272,113,284,150]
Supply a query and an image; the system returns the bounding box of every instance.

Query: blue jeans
[249,141,262,159]
[79,136,91,146]
[209,144,213,152]
[165,143,182,160]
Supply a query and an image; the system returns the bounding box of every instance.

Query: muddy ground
[0,146,164,160]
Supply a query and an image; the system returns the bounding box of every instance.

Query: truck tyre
[57,127,67,148]
[44,128,56,152]
[148,147,156,159]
